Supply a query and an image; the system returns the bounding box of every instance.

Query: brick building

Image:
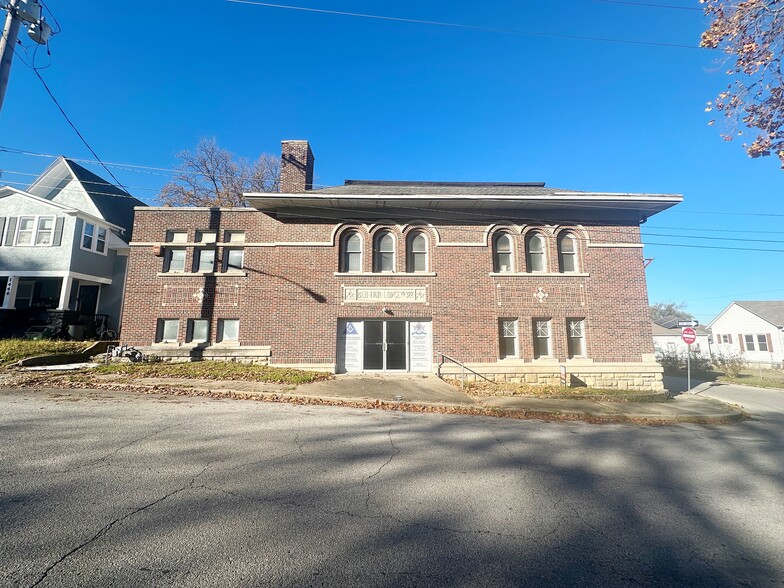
[121,141,681,390]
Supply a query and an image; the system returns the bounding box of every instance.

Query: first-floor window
[188,319,210,343]
[719,334,731,344]
[757,335,769,352]
[533,319,551,358]
[744,334,755,351]
[499,319,517,358]
[218,319,239,342]
[157,319,179,343]
[567,318,585,358]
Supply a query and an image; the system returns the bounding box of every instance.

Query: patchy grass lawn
[0,339,92,366]
[718,368,784,389]
[93,361,333,385]
[457,380,661,401]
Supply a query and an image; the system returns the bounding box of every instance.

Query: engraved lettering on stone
[343,287,427,304]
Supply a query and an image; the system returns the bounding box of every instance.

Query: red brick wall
[121,208,654,365]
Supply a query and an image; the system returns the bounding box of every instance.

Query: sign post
[681,327,697,392]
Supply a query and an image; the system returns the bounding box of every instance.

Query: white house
[709,301,784,367]
[652,321,712,359]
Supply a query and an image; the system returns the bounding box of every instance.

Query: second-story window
[559,234,578,273]
[16,217,35,245]
[194,249,215,272]
[81,221,109,255]
[493,233,514,272]
[407,231,428,272]
[224,248,244,271]
[373,231,395,272]
[340,231,362,272]
[165,248,186,273]
[526,233,546,273]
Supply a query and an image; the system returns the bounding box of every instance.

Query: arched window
[340,231,362,272]
[407,231,428,272]
[526,233,546,272]
[558,233,578,273]
[493,233,514,273]
[373,231,395,272]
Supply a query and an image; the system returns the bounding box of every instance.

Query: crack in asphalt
[26,462,216,588]
[361,424,400,511]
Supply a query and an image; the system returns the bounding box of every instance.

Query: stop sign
[681,327,697,345]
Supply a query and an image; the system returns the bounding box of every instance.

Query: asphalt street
[1,384,782,587]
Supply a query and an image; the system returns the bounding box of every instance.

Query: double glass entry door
[363,320,407,371]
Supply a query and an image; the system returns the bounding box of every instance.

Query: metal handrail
[436,351,492,390]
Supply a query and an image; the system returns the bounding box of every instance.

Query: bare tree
[158,138,280,206]
[649,302,694,324]
[701,0,784,167]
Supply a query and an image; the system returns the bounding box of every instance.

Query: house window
[36,218,54,246]
[499,319,518,359]
[558,234,578,273]
[187,319,210,343]
[194,249,215,272]
[493,233,514,273]
[757,335,769,352]
[719,334,731,344]
[218,319,239,342]
[744,334,755,351]
[340,231,362,272]
[526,233,546,272]
[96,227,107,253]
[533,319,551,358]
[407,231,428,272]
[167,230,188,243]
[165,248,186,273]
[373,231,395,272]
[224,249,244,271]
[196,231,217,243]
[156,319,179,343]
[567,318,585,358]
[224,231,245,243]
[16,217,35,245]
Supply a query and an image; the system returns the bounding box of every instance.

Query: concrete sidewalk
[125,373,746,424]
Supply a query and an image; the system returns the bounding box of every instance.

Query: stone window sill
[157,271,247,277]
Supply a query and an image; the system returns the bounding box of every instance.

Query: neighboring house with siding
[652,320,712,359]
[0,157,145,337]
[120,140,682,391]
[709,301,784,366]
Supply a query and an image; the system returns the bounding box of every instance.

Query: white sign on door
[409,321,432,372]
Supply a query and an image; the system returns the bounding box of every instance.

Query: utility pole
[0,0,22,113]
[0,0,51,114]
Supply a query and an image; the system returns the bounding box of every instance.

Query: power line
[226,0,700,49]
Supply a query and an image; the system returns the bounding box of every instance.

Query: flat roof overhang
[243,192,683,223]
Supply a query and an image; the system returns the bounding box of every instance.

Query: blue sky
[1,0,781,323]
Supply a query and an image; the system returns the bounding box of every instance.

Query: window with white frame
[16,217,35,245]
[499,319,518,359]
[164,248,186,273]
[526,233,546,272]
[719,334,731,344]
[744,334,755,351]
[340,231,362,272]
[558,234,578,273]
[373,230,395,272]
[493,233,514,272]
[81,221,109,254]
[224,248,244,271]
[187,319,210,343]
[407,231,428,272]
[156,319,179,343]
[35,218,54,245]
[757,335,769,352]
[567,318,585,358]
[533,319,551,358]
[217,319,239,342]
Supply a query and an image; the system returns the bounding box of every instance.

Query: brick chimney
[280,140,315,192]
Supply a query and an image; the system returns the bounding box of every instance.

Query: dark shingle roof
[64,159,146,237]
[734,301,784,328]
